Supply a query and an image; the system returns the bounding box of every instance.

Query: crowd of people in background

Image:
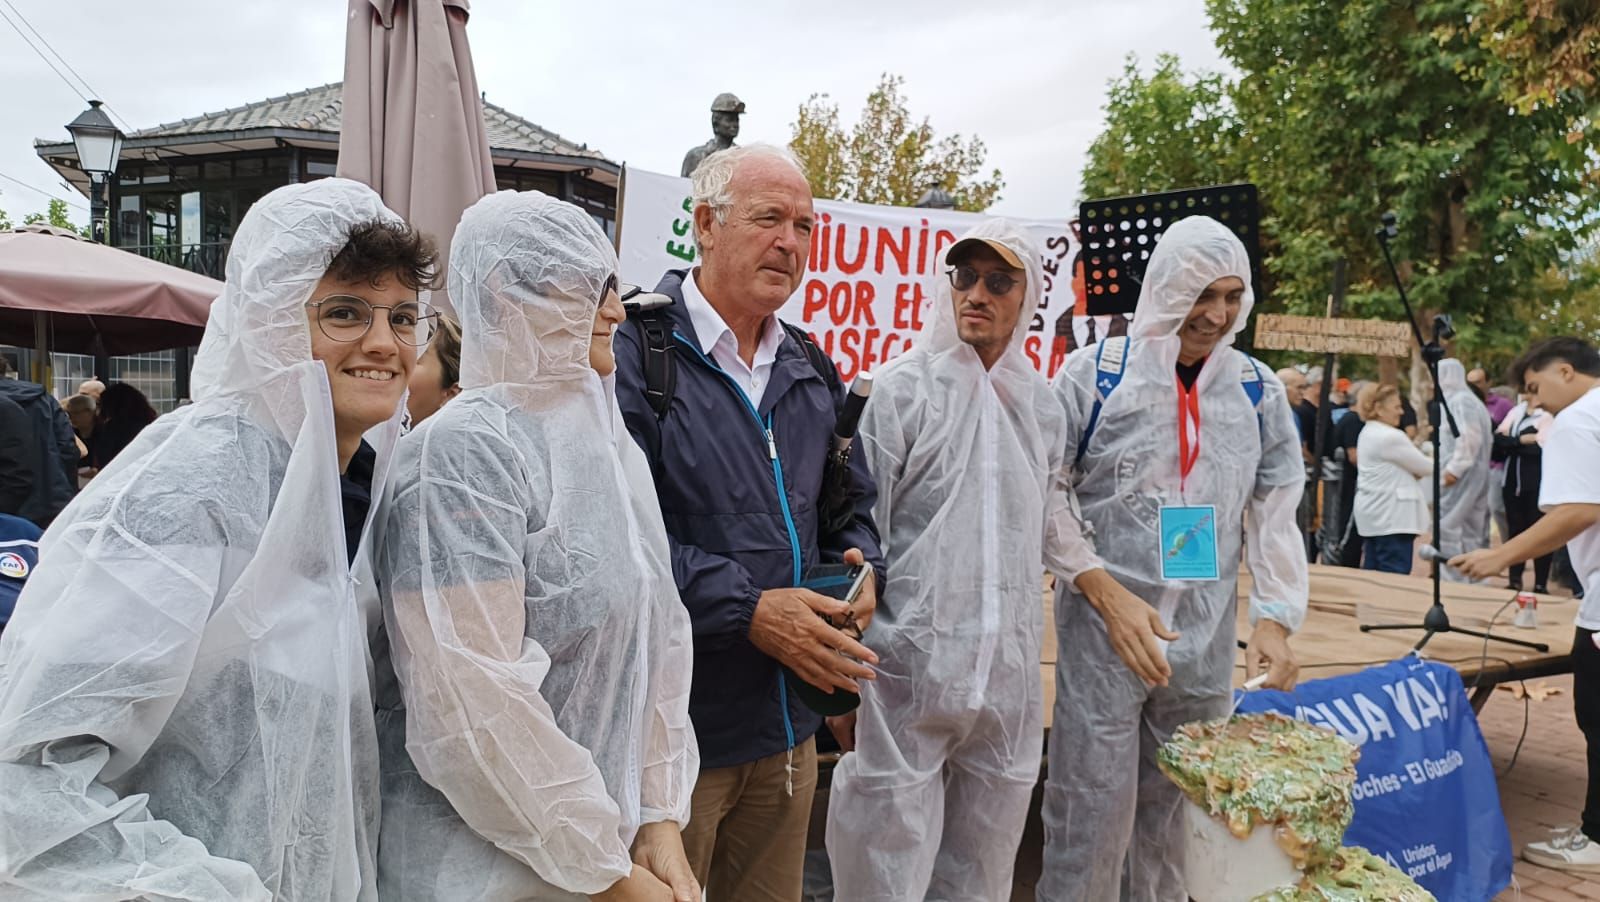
[1291,352,1582,599]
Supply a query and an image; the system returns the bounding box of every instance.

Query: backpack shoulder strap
[630,305,677,420]
[1239,352,1266,434]
[1074,335,1129,468]
[780,321,841,390]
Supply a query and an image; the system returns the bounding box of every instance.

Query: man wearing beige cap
[827,220,1105,900]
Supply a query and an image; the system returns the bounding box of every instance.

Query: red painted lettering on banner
[1048,335,1068,379]
[893,283,926,331]
[815,327,913,382]
[876,226,911,276]
[803,279,829,320]
[835,226,869,275]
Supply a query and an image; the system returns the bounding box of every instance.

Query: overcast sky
[0,0,1232,225]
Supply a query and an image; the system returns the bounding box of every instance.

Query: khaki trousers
[681,738,818,902]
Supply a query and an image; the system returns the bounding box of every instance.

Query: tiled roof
[127,82,608,161]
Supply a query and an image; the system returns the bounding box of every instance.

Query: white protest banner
[617,167,1090,381]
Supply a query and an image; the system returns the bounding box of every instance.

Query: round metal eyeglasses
[305,295,438,347]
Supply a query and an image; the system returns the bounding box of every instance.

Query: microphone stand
[1358,213,1547,653]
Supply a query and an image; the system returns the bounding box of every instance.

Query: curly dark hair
[326,219,440,292]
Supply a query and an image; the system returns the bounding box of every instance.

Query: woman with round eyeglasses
[374,191,699,902]
[0,178,435,900]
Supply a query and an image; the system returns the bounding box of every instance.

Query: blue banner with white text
[1235,657,1512,901]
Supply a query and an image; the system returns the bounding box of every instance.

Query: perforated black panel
[1078,184,1261,315]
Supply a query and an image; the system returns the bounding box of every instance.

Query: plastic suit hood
[828,219,1103,899]
[0,177,406,901]
[1040,214,1308,900]
[1436,358,1493,572]
[374,190,698,899]
[1130,214,1255,344]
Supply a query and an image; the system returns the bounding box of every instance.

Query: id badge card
[1159,505,1219,581]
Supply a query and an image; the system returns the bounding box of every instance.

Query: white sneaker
[1525,826,1600,872]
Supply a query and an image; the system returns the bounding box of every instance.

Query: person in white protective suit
[1435,357,1493,580]
[373,190,700,902]
[825,220,1106,901]
[0,178,436,900]
[1039,215,1309,902]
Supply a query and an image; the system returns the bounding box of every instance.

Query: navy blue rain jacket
[614,270,885,769]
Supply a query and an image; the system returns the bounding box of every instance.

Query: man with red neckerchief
[1038,215,1309,901]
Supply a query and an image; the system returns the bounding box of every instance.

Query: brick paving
[1481,673,1600,901]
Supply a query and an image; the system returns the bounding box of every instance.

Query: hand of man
[1246,620,1299,690]
[630,822,699,902]
[826,711,858,753]
[1444,471,1459,487]
[841,547,877,633]
[749,588,879,694]
[1076,568,1178,687]
[1521,433,1539,445]
[1449,548,1505,582]
[590,864,674,902]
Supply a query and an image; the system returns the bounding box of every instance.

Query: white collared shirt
[681,269,786,406]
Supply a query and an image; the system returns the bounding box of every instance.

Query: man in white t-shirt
[1453,336,1600,872]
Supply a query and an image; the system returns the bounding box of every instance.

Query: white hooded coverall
[0,178,406,900]
[373,190,698,900]
[826,219,1103,901]
[1435,357,1493,579]
[1038,216,1308,902]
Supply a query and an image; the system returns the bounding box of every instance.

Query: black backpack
[624,287,839,420]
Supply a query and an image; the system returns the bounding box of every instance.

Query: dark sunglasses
[947,265,1022,296]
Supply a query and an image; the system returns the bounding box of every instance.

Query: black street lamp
[65,100,124,245]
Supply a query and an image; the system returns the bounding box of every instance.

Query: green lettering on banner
[667,195,696,263]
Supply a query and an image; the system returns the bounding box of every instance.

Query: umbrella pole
[32,311,50,389]
[612,164,627,253]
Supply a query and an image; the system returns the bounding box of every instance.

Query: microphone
[1418,544,1460,567]
[832,372,874,455]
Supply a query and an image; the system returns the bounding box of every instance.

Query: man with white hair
[1039,216,1308,900]
[614,143,886,901]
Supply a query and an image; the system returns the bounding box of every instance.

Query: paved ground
[1481,673,1600,901]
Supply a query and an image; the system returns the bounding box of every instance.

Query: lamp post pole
[66,99,126,383]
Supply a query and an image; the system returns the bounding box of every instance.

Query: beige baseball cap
[946,236,1024,270]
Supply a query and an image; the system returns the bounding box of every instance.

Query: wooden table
[1040,564,1577,718]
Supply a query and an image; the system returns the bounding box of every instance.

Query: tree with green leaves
[1079,1,1600,365]
[790,73,1003,212]
[20,199,89,238]
[1080,54,1247,201]
[1209,0,1598,348]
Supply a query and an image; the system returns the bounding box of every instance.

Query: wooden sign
[1254,314,1413,358]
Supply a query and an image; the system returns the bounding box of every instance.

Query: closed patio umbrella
[337,0,497,311]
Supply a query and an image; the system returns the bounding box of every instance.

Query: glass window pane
[234,157,264,179]
[118,195,142,245]
[204,161,231,181]
[203,191,234,245]
[181,192,201,246]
